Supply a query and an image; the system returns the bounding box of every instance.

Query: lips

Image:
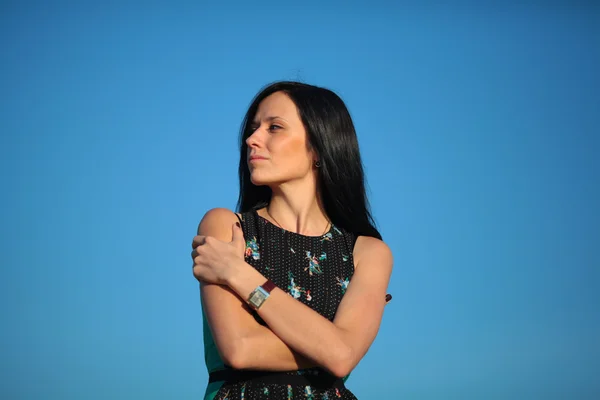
[249,155,268,161]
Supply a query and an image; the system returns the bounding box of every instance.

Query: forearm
[201,282,316,371]
[238,324,317,371]
[227,260,352,377]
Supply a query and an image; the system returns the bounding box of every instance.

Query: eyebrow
[251,116,284,125]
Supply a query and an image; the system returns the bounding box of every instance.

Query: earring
[314,160,321,168]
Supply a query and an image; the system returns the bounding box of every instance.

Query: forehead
[254,91,299,121]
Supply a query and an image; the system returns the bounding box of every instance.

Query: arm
[226,235,393,378]
[197,208,317,370]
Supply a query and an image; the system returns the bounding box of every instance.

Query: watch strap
[262,279,276,293]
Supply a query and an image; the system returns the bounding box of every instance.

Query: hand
[191,222,246,285]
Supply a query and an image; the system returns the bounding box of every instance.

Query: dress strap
[236,210,261,245]
[234,212,244,226]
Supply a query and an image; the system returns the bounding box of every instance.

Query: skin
[191,91,393,378]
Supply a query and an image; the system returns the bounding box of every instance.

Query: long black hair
[236,81,382,240]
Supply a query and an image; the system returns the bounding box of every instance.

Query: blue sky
[1,2,599,399]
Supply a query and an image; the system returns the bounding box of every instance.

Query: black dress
[210,209,359,400]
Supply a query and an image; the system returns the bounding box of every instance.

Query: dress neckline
[253,209,334,239]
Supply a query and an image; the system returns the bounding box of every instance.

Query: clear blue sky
[1,2,599,399]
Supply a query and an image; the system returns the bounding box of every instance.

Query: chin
[250,172,282,187]
[250,173,270,186]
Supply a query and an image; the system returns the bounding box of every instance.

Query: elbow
[219,339,248,370]
[327,346,355,378]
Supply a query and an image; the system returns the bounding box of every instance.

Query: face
[246,91,316,186]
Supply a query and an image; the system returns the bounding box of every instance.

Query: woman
[191,81,393,399]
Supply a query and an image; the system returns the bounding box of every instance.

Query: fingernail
[385,294,392,302]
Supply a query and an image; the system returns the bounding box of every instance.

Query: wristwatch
[247,280,276,310]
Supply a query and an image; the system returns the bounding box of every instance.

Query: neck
[263,178,329,236]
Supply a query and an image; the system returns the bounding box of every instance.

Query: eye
[268,124,282,132]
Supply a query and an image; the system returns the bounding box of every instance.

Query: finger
[231,222,244,245]
[191,248,198,260]
[192,235,206,248]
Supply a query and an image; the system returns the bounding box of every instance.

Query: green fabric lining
[201,304,225,400]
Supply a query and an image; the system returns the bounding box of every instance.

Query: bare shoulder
[353,236,394,270]
[197,207,240,238]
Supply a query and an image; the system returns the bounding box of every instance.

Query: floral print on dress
[336,277,349,294]
[245,236,260,260]
[321,232,333,242]
[287,385,293,400]
[305,251,326,276]
[305,386,315,400]
[288,271,307,299]
[333,226,343,235]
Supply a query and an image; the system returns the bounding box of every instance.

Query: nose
[245,128,263,149]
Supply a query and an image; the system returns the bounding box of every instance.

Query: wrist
[247,279,277,310]
[227,259,266,300]
[224,257,245,286]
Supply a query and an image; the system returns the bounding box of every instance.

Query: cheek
[271,137,311,167]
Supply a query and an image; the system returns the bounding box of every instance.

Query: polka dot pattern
[242,209,357,322]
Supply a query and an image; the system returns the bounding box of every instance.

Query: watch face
[249,290,267,308]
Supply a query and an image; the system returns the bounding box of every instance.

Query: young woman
[191,81,393,399]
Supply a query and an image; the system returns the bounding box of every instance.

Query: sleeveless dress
[201,209,359,400]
